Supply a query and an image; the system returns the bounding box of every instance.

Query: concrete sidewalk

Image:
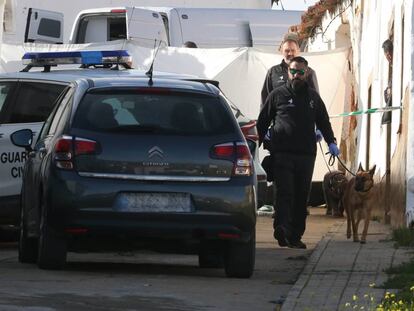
[282,214,412,311]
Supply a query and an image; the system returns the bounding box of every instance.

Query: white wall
[405,0,414,225]
[307,0,414,225]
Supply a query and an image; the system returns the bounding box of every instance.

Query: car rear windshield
[72,89,236,135]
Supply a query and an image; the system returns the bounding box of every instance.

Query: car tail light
[74,138,98,156]
[111,9,126,13]
[212,143,235,158]
[211,142,252,176]
[54,136,98,170]
[54,136,74,169]
[240,120,259,141]
[218,232,241,239]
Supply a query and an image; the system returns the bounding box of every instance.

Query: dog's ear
[358,163,364,172]
[369,165,376,176]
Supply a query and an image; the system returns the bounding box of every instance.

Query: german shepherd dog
[343,164,376,243]
[322,171,348,217]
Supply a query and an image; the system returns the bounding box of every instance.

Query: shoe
[287,240,307,249]
[274,226,289,247]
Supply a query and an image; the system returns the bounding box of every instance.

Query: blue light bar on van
[22,50,131,67]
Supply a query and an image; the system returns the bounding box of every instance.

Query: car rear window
[72,89,236,135]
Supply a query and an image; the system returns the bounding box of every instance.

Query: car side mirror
[11,129,34,151]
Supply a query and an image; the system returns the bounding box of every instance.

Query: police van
[0,50,266,227]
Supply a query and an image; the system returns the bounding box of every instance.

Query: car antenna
[146,39,162,86]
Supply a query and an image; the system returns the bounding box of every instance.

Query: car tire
[18,205,38,263]
[224,230,255,278]
[37,199,67,270]
[198,251,223,269]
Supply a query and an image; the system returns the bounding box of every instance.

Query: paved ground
[0,208,337,311]
[1,208,409,311]
[281,219,413,311]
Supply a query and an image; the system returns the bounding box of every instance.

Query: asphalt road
[0,209,338,311]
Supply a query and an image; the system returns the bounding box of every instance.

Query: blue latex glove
[315,129,323,142]
[328,143,340,156]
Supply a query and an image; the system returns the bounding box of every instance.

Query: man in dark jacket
[257,56,339,249]
[261,33,319,109]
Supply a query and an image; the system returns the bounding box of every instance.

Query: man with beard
[257,56,339,249]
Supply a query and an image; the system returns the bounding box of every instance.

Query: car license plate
[114,193,192,213]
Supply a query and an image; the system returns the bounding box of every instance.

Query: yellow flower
[345,303,351,307]
[369,283,376,287]
[391,293,396,298]
[398,300,403,305]
[353,295,358,301]
[410,286,414,291]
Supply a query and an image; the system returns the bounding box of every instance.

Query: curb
[281,221,345,311]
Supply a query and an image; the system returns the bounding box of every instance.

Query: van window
[108,17,127,41]
[38,18,61,38]
[4,82,65,124]
[76,14,126,43]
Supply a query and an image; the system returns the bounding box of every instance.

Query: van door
[173,9,252,48]
[126,7,169,47]
[24,8,64,44]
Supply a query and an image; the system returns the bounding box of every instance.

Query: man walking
[257,56,339,249]
[261,33,319,109]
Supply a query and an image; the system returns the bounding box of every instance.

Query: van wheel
[224,231,255,278]
[37,200,67,270]
[18,205,38,263]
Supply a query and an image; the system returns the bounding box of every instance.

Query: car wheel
[198,250,223,269]
[18,205,38,263]
[224,230,255,278]
[37,199,67,270]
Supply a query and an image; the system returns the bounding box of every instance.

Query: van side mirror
[11,129,34,151]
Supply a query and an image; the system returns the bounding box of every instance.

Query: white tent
[0,41,349,180]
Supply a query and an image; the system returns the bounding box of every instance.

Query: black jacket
[261,60,319,108]
[257,81,335,156]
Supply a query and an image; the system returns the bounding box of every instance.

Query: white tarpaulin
[0,41,349,181]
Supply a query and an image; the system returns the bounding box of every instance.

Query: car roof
[0,68,219,94]
[0,68,197,83]
[85,77,219,95]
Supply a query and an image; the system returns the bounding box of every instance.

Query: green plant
[391,228,414,247]
[343,285,414,310]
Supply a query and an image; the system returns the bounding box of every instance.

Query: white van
[24,7,303,51]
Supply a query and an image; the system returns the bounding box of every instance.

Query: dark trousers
[272,153,315,242]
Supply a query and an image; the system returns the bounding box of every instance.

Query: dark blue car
[12,76,256,278]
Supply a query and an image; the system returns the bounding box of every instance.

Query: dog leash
[318,141,332,173]
[318,141,356,177]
